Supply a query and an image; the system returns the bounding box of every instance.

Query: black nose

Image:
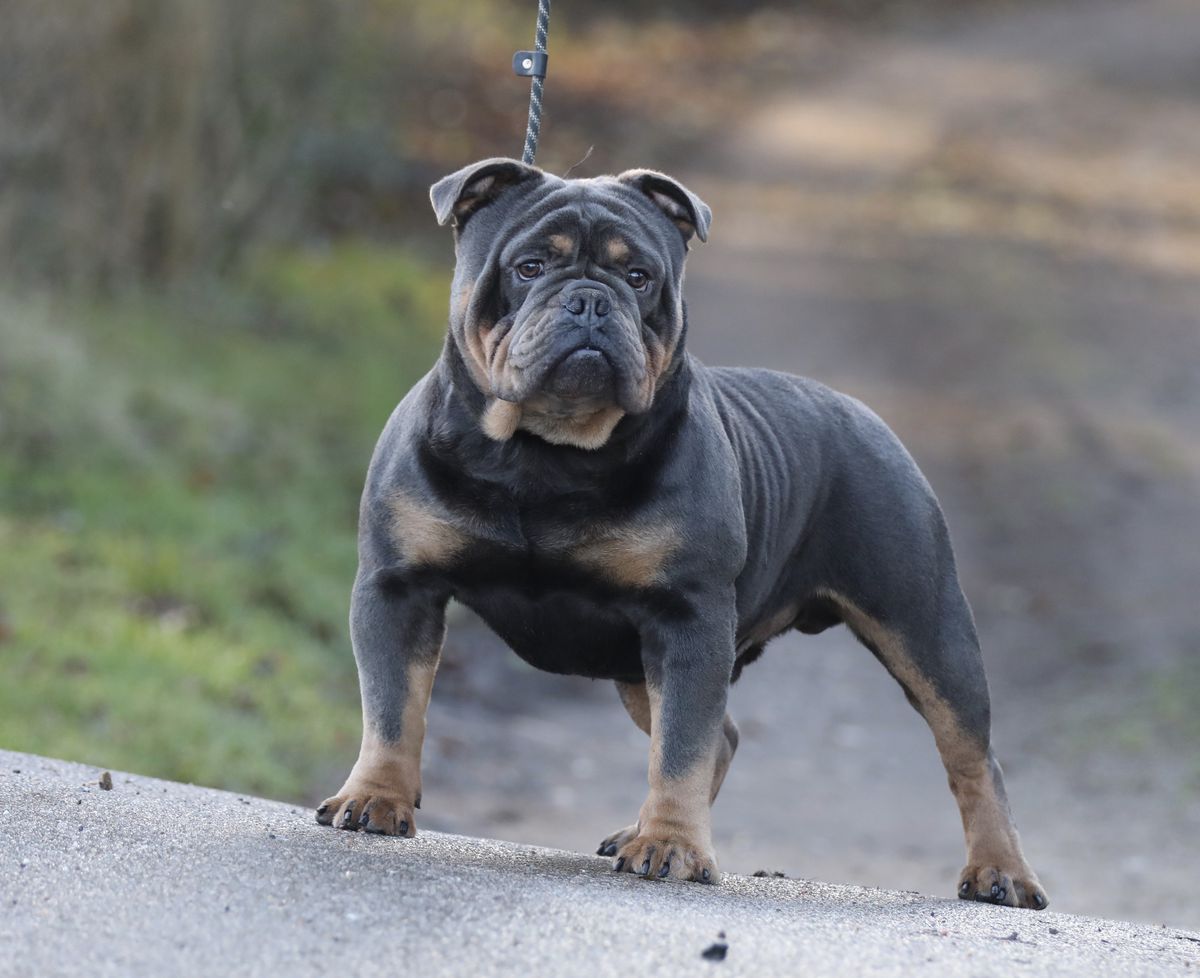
[561,284,611,324]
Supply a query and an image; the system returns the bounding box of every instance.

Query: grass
[0,243,447,800]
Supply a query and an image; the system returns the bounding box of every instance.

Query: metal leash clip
[512,50,548,78]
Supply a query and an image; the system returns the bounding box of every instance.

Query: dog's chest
[386,487,677,592]
[385,489,662,679]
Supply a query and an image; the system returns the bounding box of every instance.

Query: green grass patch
[0,244,447,800]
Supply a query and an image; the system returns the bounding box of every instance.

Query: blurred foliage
[0,0,533,287]
[0,251,445,797]
[0,0,1016,289]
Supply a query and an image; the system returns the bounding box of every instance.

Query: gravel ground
[2,749,1197,978]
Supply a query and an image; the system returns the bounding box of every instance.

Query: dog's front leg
[610,598,735,883]
[316,572,448,837]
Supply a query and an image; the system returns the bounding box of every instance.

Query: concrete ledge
[1,749,1195,977]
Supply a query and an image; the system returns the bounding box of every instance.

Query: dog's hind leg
[595,680,739,858]
[822,578,1048,910]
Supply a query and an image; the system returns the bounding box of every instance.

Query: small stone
[98,772,113,791]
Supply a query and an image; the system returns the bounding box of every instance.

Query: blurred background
[1,0,1197,929]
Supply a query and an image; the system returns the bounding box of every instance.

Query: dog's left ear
[430,157,542,229]
[617,169,712,243]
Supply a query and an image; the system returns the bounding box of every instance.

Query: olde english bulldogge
[315,157,1048,909]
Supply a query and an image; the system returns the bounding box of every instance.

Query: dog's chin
[546,348,617,403]
[480,353,633,450]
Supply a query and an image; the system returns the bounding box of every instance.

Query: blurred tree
[0,0,529,287]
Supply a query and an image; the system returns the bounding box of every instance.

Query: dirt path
[379,0,1200,929]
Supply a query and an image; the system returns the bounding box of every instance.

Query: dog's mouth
[545,347,616,401]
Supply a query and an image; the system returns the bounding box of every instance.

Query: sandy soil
[344,0,1200,930]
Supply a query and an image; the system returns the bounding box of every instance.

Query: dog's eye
[516,260,544,281]
[626,269,651,291]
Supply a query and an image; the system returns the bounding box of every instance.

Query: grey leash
[512,0,551,164]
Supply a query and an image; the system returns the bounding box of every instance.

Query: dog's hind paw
[958,864,1048,910]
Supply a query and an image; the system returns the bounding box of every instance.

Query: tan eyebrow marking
[548,233,575,256]
[604,236,631,262]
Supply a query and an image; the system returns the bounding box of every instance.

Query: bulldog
[315,157,1048,909]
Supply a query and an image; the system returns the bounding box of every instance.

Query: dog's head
[430,158,711,449]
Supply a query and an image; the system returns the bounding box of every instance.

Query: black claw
[639,859,651,876]
[614,857,626,872]
[1032,893,1046,909]
[359,810,370,826]
[959,881,971,897]
[658,863,670,878]
[602,843,618,857]
[398,820,409,835]
[701,868,711,882]
[316,804,329,816]
[341,808,355,827]
[993,885,1007,903]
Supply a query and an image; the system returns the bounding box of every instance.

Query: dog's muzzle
[543,281,619,401]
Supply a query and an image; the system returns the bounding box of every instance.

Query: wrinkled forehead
[495,177,686,267]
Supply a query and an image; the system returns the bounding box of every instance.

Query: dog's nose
[561,284,612,325]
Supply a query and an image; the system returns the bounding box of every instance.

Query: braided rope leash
[513,0,551,165]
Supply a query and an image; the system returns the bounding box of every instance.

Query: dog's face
[430,158,711,449]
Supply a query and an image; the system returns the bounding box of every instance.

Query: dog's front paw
[315,787,417,837]
[608,820,719,884]
[958,864,1048,910]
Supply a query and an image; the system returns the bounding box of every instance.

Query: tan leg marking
[607,683,723,883]
[737,603,799,653]
[611,681,737,801]
[818,589,1047,909]
[317,657,439,836]
[616,680,653,734]
[387,491,469,567]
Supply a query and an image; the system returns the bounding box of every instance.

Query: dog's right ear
[430,158,542,229]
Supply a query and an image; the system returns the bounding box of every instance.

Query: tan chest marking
[389,490,677,588]
[568,522,679,589]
